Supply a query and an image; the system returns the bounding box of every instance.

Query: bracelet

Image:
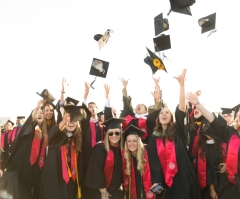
[195,102,200,106]
[61,91,65,93]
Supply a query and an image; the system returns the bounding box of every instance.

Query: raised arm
[104,83,111,107]
[32,100,46,121]
[174,68,187,112]
[151,77,162,110]
[186,92,215,123]
[83,82,90,106]
[60,77,69,103]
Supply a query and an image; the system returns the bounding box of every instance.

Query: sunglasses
[109,132,120,136]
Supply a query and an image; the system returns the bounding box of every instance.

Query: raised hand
[62,77,69,93]
[151,84,161,102]
[36,99,46,110]
[118,77,129,88]
[104,84,110,98]
[173,69,187,85]
[186,92,199,106]
[84,82,90,99]
[195,90,202,97]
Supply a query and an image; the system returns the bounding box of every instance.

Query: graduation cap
[36,89,56,109]
[198,13,216,34]
[153,34,171,52]
[89,58,110,88]
[17,116,25,119]
[64,105,90,123]
[168,0,194,16]
[7,120,14,126]
[124,125,146,141]
[144,47,167,74]
[102,117,125,131]
[63,97,79,113]
[94,29,112,50]
[154,13,169,36]
[221,108,233,115]
[97,111,104,118]
[232,104,240,119]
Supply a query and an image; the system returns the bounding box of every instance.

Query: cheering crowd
[0,69,239,199]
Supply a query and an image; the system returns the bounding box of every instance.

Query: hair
[233,111,240,130]
[42,104,56,126]
[88,102,97,108]
[5,121,13,131]
[154,108,175,140]
[104,129,123,152]
[124,135,145,175]
[64,121,82,152]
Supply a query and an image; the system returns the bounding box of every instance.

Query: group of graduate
[0,68,240,199]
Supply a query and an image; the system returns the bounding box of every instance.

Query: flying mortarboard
[36,89,56,109]
[94,29,112,50]
[102,117,125,131]
[89,58,110,88]
[168,0,194,16]
[144,47,167,74]
[221,108,233,115]
[153,34,171,52]
[124,125,146,140]
[154,13,169,36]
[7,120,14,126]
[198,13,216,34]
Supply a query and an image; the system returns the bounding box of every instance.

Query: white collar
[67,132,73,137]
[90,118,98,123]
[134,113,147,119]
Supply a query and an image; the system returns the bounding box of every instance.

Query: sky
[1,0,240,123]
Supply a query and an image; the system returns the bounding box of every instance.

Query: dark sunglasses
[109,132,120,136]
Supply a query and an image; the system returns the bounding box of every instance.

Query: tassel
[68,168,72,177]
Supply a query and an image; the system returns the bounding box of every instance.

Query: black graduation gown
[39,126,79,199]
[4,113,45,199]
[1,131,11,169]
[148,106,201,199]
[84,143,123,199]
[120,95,160,144]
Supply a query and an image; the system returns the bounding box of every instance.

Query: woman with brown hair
[147,69,201,199]
[40,103,90,199]
[3,99,48,199]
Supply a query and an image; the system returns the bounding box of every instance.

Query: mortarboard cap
[153,34,171,52]
[221,108,233,115]
[168,0,194,16]
[94,29,112,50]
[63,97,79,113]
[102,117,125,131]
[89,58,109,79]
[198,13,216,34]
[36,89,56,109]
[66,105,91,123]
[144,47,167,74]
[232,104,240,119]
[97,111,104,118]
[17,116,25,119]
[154,13,169,36]
[7,120,14,126]
[124,125,146,141]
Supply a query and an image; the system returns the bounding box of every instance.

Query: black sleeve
[48,126,68,148]
[84,143,107,189]
[147,135,164,184]
[147,109,161,138]
[120,96,135,118]
[175,105,187,143]
[104,106,113,121]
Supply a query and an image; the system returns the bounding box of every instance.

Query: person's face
[88,103,97,117]
[112,108,117,118]
[126,135,138,154]
[159,108,172,125]
[65,122,77,132]
[135,104,147,115]
[37,109,44,124]
[222,114,232,125]
[100,115,104,123]
[43,105,53,120]
[194,108,203,119]
[108,128,121,146]
[5,123,12,131]
[16,119,20,125]
[237,112,240,126]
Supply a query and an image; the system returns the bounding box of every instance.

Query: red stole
[191,127,201,168]
[29,128,48,169]
[1,130,12,148]
[122,115,148,138]
[221,143,227,163]
[197,148,206,189]
[89,121,103,148]
[156,138,178,187]
[11,126,21,142]
[226,133,240,184]
[103,150,114,188]
[61,143,78,183]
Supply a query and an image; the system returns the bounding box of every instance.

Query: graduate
[122,125,156,199]
[119,77,162,144]
[3,99,48,199]
[1,120,14,168]
[147,69,201,199]
[84,115,125,199]
[10,116,25,144]
[39,103,90,199]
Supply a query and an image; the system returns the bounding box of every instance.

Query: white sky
[1,0,240,121]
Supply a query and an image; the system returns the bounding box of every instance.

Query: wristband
[195,102,200,106]
[61,91,65,93]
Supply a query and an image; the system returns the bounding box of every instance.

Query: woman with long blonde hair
[84,116,125,199]
[3,99,48,199]
[122,125,156,199]
[40,103,90,199]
